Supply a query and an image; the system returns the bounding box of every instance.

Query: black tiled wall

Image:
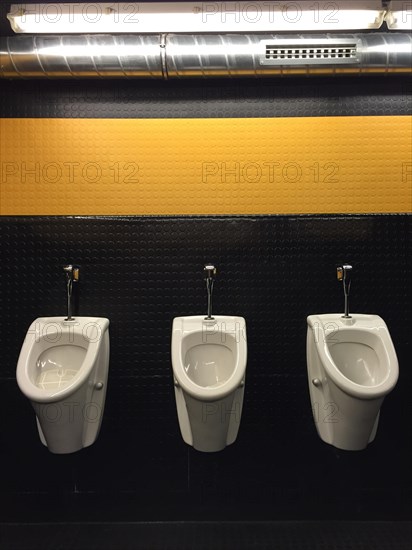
[0,215,410,521]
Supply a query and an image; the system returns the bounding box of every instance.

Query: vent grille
[262,42,359,65]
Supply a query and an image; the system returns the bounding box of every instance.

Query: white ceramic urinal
[171,315,247,452]
[307,313,398,450]
[16,316,110,454]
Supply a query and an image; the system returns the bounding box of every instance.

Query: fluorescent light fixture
[7,1,386,34]
[386,1,412,29]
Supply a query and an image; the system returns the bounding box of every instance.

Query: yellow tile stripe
[0,117,411,215]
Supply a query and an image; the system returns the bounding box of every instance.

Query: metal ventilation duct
[1,33,411,78]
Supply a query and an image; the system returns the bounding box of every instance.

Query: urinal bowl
[16,317,110,454]
[171,316,247,452]
[307,314,398,451]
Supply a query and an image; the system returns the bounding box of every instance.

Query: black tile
[0,215,410,522]
[0,521,411,550]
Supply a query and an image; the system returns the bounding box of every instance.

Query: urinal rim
[16,316,110,403]
[171,315,247,401]
[307,313,399,399]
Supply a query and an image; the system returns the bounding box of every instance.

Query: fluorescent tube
[7,1,386,34]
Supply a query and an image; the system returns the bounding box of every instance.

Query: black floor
[0,521,411,550]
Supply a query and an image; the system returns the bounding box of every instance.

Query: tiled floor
[1,521,411,550]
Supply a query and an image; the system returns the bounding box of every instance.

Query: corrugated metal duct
[1,32,411,78]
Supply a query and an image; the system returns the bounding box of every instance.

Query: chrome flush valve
[204,264,216,320]
[63,264,80,282]
[337,264,352,318]
[63,264,80,321]
[204,264,216,281]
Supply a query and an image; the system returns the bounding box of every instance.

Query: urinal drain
[36,368,78,390]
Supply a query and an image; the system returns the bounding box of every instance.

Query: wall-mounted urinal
[16,266,110,454]
[306,265,399,451]
[171,265,247,452]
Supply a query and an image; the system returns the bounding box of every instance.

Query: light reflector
[386,1,412,29]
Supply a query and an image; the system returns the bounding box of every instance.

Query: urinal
[16,266,110,453]
[172,315,247,452]
[17,316,110,454]
[306,265,399,450]
[171,265,247,452]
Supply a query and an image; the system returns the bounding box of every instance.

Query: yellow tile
[0,116,411,215]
